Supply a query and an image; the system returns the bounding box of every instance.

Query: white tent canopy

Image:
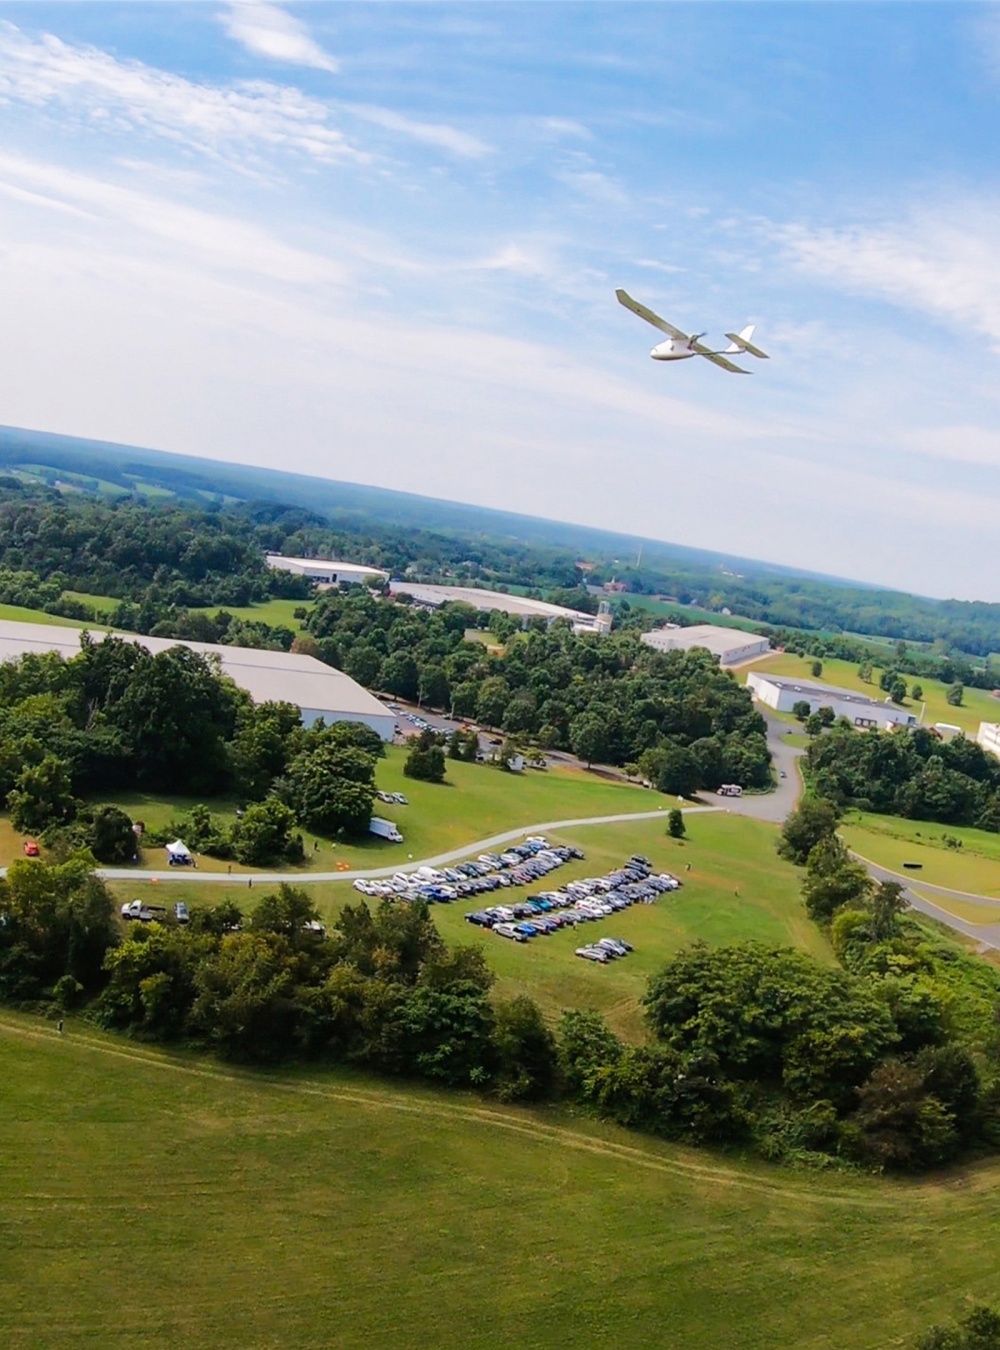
[166,839,192,861]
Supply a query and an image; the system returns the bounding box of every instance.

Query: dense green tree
[230,798,301,866]
[491,995,558,1101]
[283,742,377,836]
[0,856,117,1000]
[802,835,871,923]
[85,804,138,864]
[667,808,686,839]
[946,683,964,707]
[7,754,76,834]
[777,796,841,865]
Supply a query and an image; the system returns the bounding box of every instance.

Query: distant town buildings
[640,623,770,667]
[747,671,917,730]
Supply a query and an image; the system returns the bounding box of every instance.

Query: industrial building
[266,554,389,587]
[978,723,1000,761]
[640,623,770,667]
[389,582,612,634]
[747,671,917,730]
[0,619,395,739]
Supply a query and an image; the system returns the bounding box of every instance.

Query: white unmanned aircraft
[616,288,768,374]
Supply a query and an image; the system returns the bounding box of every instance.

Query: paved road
[699,712,805,822]
[91,806,722,886]
[849,851,1000,951]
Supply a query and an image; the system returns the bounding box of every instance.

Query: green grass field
[743,651,1000,737]
[0,603,95,628]
[106,813,829,1040]
[3,1011,1000,1350]
[0,747,665,874]
[841,812,1000,898]
[190,598,312,627]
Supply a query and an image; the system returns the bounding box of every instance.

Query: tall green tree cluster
[807,726,1000,830]
[306,588,771,789]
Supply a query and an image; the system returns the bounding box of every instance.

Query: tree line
[805,725,1000,831]
[303,587,772,789]
[0,635,386,862]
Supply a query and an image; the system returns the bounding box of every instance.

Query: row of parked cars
[464,855,682,950]
[351,836,583,902]
[375,790,408,805]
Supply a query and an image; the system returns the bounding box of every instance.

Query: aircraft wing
[689,338,750,374]
[615,289,688,341]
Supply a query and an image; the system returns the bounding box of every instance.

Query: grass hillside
[841,811,1000,899]
[106,813,829,1040]
[3,1012,1000,1350]
[743,651,1000,737]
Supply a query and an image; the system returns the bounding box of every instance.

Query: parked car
[576,946,609,964]
[494,923,528,943]
[22,839,40,857]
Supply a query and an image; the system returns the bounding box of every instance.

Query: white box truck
[370,816,404,843]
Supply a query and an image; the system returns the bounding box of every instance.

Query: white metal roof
[390,581,593,621]
[0,619,392,723]
[266,555,389,578]
[640,624,770,658]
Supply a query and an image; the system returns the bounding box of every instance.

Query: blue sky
[1,4,999,599]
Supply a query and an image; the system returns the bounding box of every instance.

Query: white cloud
[221,1,339,74]
[0,21,357,164]
[779,203,1000,341]
[557,168,628,206]
[0,152,347,284]
[344,103,491,159]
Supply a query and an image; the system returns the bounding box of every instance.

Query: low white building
[389,581,607,630]
[747,671,917,730]
[640,623,770,667]
[0,619,395,739]
[266,554,389,587]
[978,722,1000,761]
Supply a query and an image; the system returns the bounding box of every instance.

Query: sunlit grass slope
[3,1013,1000,1350]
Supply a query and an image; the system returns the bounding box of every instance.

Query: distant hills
[0,423,872,592]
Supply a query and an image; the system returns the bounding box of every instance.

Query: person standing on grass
[57,1018,64,1035]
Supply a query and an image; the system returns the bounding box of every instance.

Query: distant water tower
[594,600,613,635]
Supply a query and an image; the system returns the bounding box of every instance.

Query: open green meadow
[3,1011,1000,1350]
[107,813,830,1039]
[0,747,664,874]
[841,812,1000,899]
[190,597,312,627]
[0,603,94,628]
[743,651,1000,737]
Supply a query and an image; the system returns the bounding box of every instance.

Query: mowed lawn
[841,812,1000,899]
[0,603,95,628]
[190,597,313,627]
[106,813,829,1040]
[0,748,665,874]
[742,651,1000,737]
[4,1014,1000,1350]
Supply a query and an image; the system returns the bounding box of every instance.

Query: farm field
[742,651,1000,737]
[106,813,830,1039]
[3,1012,1000,1350]
[841,812,1000,898]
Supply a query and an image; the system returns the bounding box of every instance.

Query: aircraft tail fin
[724,325,769,359]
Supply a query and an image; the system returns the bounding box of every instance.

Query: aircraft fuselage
[650,339,696,361]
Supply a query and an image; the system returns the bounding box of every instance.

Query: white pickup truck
[120,900,168,922]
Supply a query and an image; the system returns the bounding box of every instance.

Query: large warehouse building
[389,581,612,634]
[266,554,390,587]
[0,619,395,739]
[640,623,770,667]
[747,671,917,730]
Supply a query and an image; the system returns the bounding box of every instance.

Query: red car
[23,840,40,857]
